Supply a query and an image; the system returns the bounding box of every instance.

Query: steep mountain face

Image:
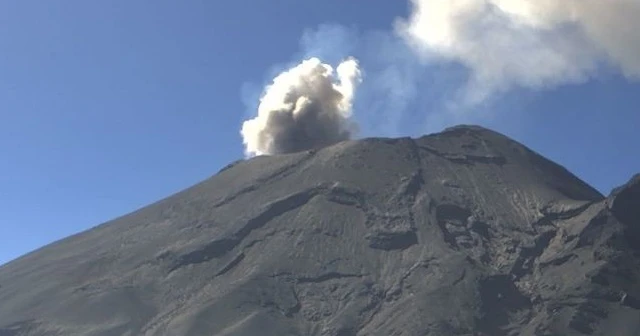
[1,125,638,336]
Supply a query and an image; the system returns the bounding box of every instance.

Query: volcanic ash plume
[241,57,362,157]
[397,0,640,103]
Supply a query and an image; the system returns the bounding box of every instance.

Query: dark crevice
[449,155,507,166]
[385,259,433,302]
[169,188,323,273]
[396,171,425,204]
[404,138,426,201]
[366,230,418,251]
[418,145,506,166]
[236,190,318,238]
[212,152,317,209]
[296,272,364,284]
[540,202,593,221]
[215,253,245,276]
[436,204,472,223]
[325,186,366,208]
[510,230,557,279]
[167,183,372,274]
[435,204,473,249]
[576,213,609,249]
[243,229,279,249]
[469,220,490,239]
[539,254,576,268]
[476,275,532,336]
[452,269,467,286]
[168,238,238,273]
[284,299,301,317]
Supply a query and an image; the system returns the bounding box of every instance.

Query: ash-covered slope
[1,125,639,336]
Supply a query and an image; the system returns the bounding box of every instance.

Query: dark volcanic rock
[1,125,639,336]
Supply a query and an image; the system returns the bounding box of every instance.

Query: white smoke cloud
[396,0,640,104]
[241,57,362,157]
[240,0,640,153]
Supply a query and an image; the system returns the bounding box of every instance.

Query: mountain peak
[0,126,637,336]
[441,123,495,133]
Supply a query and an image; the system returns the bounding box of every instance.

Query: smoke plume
[396,0,640,104]
[240,1,640,154]
[241,57,361,157]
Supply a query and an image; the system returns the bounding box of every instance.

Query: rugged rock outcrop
[1,125,638,335]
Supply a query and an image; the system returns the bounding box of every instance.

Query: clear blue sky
[1,1,638,266]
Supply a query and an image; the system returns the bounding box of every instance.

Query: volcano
[1,125,638,336]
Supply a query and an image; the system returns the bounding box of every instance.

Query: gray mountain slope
[1,125,639,336]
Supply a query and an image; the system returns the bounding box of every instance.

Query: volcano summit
[1,125,638,336]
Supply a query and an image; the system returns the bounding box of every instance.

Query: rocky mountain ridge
[1,125,638,336]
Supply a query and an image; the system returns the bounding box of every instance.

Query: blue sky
[1,1,638,265]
